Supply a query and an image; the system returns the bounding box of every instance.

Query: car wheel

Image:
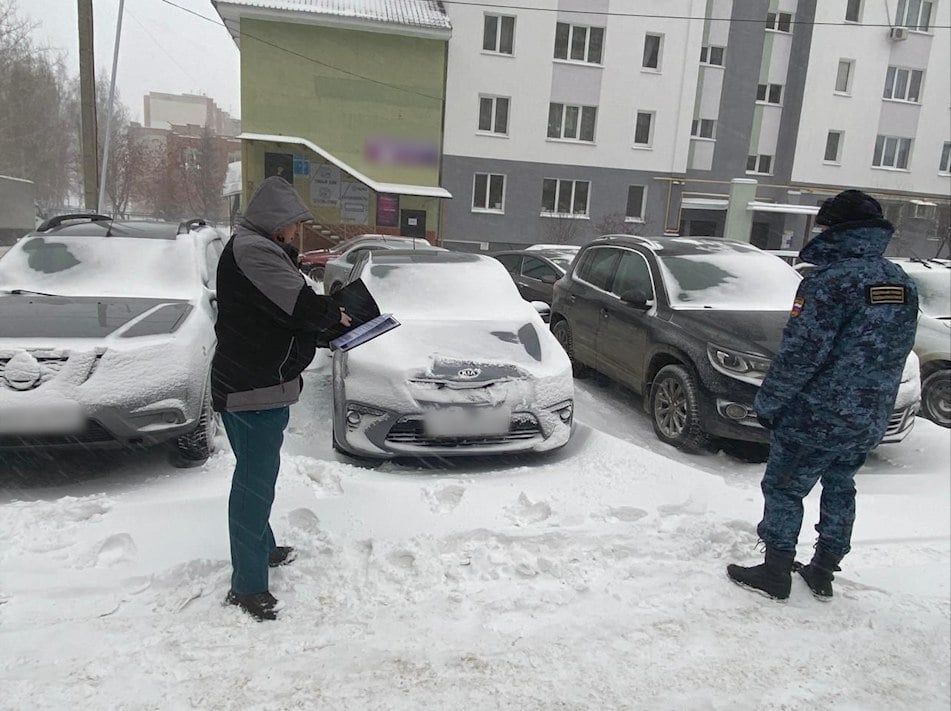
[308,267,324,280]
[174,391,219,464]
[649,364,711,453]
[551,319,589,378]
[920,369,951,428]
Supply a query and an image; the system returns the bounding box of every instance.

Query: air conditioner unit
[889,27,909,40]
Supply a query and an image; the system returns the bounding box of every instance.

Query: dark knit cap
[815,189,884,227]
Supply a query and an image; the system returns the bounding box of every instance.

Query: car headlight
[707,344,772,385]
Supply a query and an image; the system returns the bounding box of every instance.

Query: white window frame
[633,111,655,148]
[541,178,591,218]
[835,59,854,95]
[746,154,774,175]
[766,11,793,32]
[845,0,863,22]
[691,118,717,139]
[895,0,934,31]
[547,103,598,143]
[625,185,647,223]
[883,66,924,103]
[472,173,506,213]
[824,130,844,164]
[700,45,725,66]
[554,22,605,65]
[477,95,510,135]
[483,14,516,55]
[642,33,664,71]
[940,141,951,174]
[756,83,784,105]
[873,135,913,170]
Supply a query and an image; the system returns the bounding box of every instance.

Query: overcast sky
[24,0,241,121]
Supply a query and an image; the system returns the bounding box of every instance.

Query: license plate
[424,407,511,437]
[0,401,85,435]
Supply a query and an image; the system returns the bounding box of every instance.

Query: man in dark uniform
[727,190,918,601]
[212,176,350,621]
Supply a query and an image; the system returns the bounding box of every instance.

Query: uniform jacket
[211,177,340,412]
[754,219,918,452]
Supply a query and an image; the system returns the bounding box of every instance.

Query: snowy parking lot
[1,351,948,710]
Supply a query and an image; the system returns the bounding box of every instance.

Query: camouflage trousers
[756,430,868,559]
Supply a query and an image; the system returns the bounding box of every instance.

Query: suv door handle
[566,294,577,304]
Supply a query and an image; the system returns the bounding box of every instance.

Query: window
[643,34,663,69]
[547,103,597,142]
[626,185,646,221]
[913,202,937,219]
[835,60,854,94]
[576,248,619,290]
[691,119,716,139]
[896,0,934,31]
[542,178,590,216]
[883,67,924,103]
[940,142,951,173]
[634,111,654,146]
[824,131,843,162]
[478,96,509,134]
[496,254,521,273]
[472,173,505,212]
[766,12,793,32]
[746,154,773,174]
[611,251,654,300]
[873,135,912,169]
[756,83,783,104]
[522,257,559,282]
[483,14,515,54]
[554,22,605,64]
[846,0,862,22]
[700,45,725,66]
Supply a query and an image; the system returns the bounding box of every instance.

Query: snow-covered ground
[1,352,949,710]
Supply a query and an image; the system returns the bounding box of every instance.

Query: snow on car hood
[667,309,789,357]
[341,318,573,412]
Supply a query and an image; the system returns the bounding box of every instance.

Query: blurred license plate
[0,402,85,435]
[424,407,511,437]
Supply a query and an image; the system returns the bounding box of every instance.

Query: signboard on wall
[376,193,399,227]
[293,155,311,176]
[264,152,293,181]
[340,182,370,224]
[309,164,340,206]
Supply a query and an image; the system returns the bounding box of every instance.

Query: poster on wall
[293,155,311,176]
[376,193,399,227]
[309,164,340,206]
[340,182,370,224]
[264,152,294,181]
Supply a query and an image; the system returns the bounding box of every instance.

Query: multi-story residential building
[143,92,241,136]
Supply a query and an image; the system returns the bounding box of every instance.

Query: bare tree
[594,212,642,238]
[541,216,583,245]
[180,125,226,221]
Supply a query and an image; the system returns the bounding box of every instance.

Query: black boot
[268,546,296,568]
[794,550,842,601]
[727,548,795,600]
[225,590,280,621]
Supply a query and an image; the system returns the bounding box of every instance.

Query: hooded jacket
[754,219,919,451]
[211,177,340,412]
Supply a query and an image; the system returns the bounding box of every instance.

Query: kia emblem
[457,367,481,379]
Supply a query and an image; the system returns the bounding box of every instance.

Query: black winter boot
[225,590,280,621]
[727,548,795,600]
[268,546,296,568]
[794,550,842,601]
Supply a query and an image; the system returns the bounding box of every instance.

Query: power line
[127,7,204,89]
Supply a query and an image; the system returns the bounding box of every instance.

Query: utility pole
[77,0,99,211]
[98,0,125,216]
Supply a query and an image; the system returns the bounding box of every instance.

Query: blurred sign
[365,136,439,167]
[340,182,370,224]
[293,155,311,176]
[376,193,399,227]
[310,164,340,206]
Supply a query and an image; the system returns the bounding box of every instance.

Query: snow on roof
[215,0,451,37]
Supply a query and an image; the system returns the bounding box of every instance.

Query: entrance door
[400,210,427,239]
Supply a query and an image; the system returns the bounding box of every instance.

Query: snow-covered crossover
[0,215,223,461]
[332,251,574,458]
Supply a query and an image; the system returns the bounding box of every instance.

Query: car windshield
[657,244,801,310]
[363,259,524,320]
[541,253,575,271]
[0,235,198,299]
[908,269,951,318]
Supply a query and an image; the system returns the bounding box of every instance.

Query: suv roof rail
[177,218,211,234]
[36,213,112,232]
[601,233,666,250]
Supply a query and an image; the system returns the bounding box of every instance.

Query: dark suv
[550,236,813,451]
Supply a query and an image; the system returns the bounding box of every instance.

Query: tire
[551,319,589,378]
[174,391,219,464]
[649,364,712,453]
[920,369,951,428]
[308,266,325,280]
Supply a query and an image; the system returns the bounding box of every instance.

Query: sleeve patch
[866,285,907,305]
[790,297,804,317]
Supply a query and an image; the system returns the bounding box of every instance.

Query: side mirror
[540,274,558,285]
[619,289,651,310]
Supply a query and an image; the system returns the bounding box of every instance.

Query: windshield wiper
[1,289,66,297]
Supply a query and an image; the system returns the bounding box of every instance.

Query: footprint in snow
[506,492,552,526]
[301,462,344,496]
[423,484,466,514]
[607,506,649,523]
[389,550,416,571]
[288,508,321,533]
[657,495,707,517]
[94,533,137,567]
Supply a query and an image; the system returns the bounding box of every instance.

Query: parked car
[301,234,429,280]
[492,247,580,305]
[0,214,223,462]
[322,237,440,294]
[549,235,920,452]
[331,250,574,459]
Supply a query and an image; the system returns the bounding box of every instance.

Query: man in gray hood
[212,176,350,621]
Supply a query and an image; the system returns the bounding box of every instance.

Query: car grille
[0,356,69,390]
[385,413,541,448]
[884,406,916,438]
[0,420,114,448]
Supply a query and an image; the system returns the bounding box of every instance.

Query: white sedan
[331,251,574,458]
